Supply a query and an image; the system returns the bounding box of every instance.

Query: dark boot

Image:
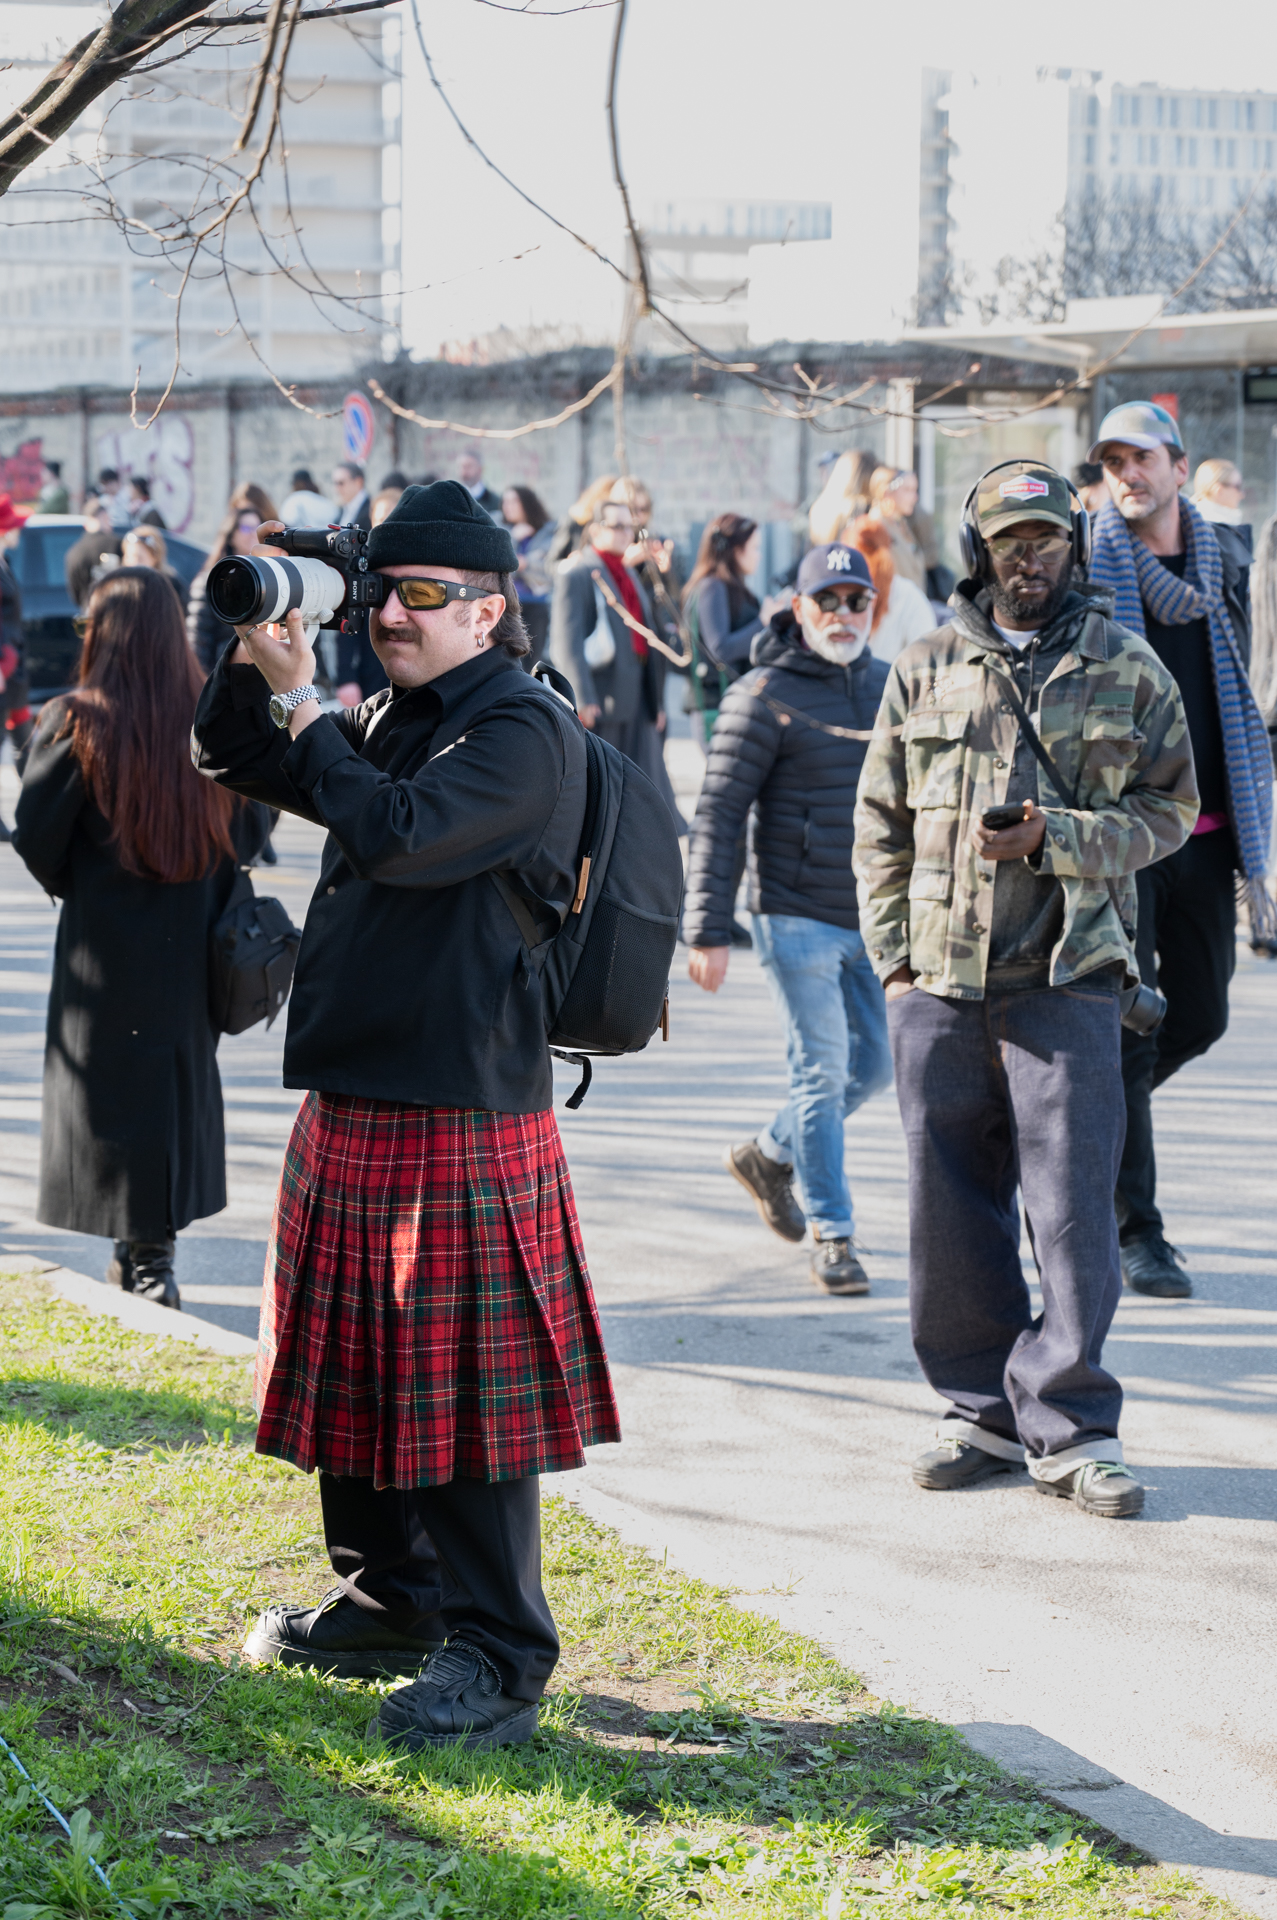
[723,1141,806,1243]
[129,1240,180,1310]
[377,1642,539,1752]
[244,1588,444,1679]
[105,1242,135,1291]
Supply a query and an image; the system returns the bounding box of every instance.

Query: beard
[800,613,869,664]
[988,556,1074,629]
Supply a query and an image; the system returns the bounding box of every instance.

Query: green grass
[0,1269,1237,1919]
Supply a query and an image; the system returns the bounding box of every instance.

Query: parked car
[13,515,207,702]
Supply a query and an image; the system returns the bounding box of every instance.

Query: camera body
[206,523,386,643]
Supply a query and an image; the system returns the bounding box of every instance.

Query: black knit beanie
[365,480,517,573]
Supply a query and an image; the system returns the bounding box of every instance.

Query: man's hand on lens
[689,946,730,993]
[251,518,286,555]
[971,804,1048,863]
[884,965,917,1001]
[235,609,321,737]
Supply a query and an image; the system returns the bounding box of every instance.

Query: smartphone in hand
[981,801,1032,832]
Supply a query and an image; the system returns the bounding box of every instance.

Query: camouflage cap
[972,461,1073,540]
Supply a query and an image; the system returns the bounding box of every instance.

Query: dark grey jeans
[888,978,1126,1463]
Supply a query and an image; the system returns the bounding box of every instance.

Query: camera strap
[989,662,1134,941]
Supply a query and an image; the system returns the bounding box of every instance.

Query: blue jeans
[751,914,892,1241]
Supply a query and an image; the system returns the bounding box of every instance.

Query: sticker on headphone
[998,476,1050,501]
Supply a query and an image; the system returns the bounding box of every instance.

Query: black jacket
[13,706,271,1240]
[191,646,587,1112]
[682,613,890,944]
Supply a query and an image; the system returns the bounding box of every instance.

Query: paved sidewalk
[2,749,1274,1910]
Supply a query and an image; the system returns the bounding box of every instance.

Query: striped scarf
[1089,494,1275,940]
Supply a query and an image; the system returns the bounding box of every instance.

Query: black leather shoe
[1121,1233,1192,1298]
[810,1238,869,1294]
[129,1240,181,1311]
[723,1141,806,1242]
[377,1643,539,1752]
[913,1436,1021,1489]
[244,1588,445,1678]
[1035,1461,1145,1518]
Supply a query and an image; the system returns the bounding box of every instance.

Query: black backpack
[434,663,684,1106]
[209,870,302,1035]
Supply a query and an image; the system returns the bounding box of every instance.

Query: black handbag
[209,868,301,1035]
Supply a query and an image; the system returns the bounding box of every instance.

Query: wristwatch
[268,684,321,729]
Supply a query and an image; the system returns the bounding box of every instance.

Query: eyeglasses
[807,588,874,614]
[72,615,91,636]
[986,532,1071,563]
[387,576,504,611]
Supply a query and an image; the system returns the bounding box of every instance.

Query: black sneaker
[1035,1461,1145,1518]
[810,1238,869,1295]
[243,1588,445,1679]
[376,1642,539,1753]
[723,1141,806,1243]
[912,1436,1021,1490]
[1121,1233,1192,1298]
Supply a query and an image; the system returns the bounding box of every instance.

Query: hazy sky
[397,0,1277,353]
[6,0,1277,355]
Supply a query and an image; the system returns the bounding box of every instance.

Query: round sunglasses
[807,588,874,614]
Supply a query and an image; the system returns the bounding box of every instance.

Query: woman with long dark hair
[187,503,263,672]
[14,569,270,1308]
[683,514,785,741]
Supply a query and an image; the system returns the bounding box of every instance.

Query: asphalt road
[2,740,1274,1911]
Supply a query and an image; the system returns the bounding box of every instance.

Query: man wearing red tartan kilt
[192,481,620,1752]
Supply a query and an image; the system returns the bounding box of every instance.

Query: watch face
[269,694,289,728]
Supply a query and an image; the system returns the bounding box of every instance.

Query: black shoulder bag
[991,667,1166,1036]
[209,868,302,1035]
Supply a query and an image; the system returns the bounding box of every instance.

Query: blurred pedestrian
[456,448,500,517]
[550,491,679,821]
[188,504,263,673]
[280,469,335,527]
[685,543,892,1295]
[848,517,936,663]
[0,495,32,842]
[13,568,271,1310]
[1072,460,1108,516]
[65,497,122,609]
[867,467,927,591]
[231,481,281,525]
[1090,403,1273,1296]
[37,460,70,515]
[808,451,877,546]
[330,462,370,531]
[127,475,166,530]
[97,468,133,533]
[610,478,685,648]
[121,525,188,613]
[682,515,765,735]
[1191,458,1253,602]
[548,474,617,567]
[502,485,554,662]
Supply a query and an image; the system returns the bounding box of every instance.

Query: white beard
[801,615,868,665]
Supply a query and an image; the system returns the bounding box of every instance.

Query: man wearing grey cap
[854,461,1197,1518]
[684,544,893,1296]
[1088,403,1275,1299]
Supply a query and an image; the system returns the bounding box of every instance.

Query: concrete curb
[564,1481,1275,1919]
[44,1266,257,1357]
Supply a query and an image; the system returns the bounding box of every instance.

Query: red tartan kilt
[255,1093,621,1488]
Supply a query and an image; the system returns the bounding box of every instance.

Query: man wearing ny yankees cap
[854,461,1196,1518]
[684,543,893,1297]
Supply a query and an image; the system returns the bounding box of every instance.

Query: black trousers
[318,1473,559,1702]
[1116,830,1236,1241]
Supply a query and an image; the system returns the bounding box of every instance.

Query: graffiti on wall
[96,415,196,532]
[0,439,46,506]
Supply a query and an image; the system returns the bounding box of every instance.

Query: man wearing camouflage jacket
[853,461,1197,1519]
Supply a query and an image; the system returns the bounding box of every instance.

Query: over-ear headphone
[958,460,1091,581]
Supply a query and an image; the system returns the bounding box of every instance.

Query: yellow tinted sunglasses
[390,576,504,611]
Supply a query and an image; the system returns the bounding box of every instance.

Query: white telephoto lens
[207,554,347,628]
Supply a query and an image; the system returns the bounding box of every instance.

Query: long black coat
[681,614,890,946]
[13,702,270,1241]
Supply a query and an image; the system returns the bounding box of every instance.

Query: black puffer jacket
[682,613,891,943]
